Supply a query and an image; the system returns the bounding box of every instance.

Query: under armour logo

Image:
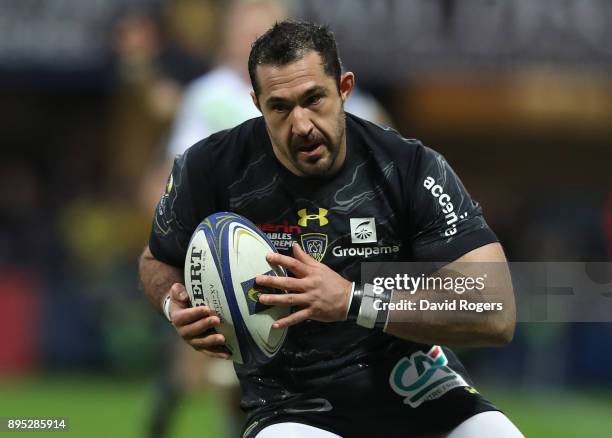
[297,208,329,227]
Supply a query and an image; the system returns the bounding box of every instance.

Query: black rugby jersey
[149,113,499,436]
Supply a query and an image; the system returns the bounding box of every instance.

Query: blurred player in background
[165,0,284,158]
[166,0,389,159]
[141,20,523,437]
[146,2,391,437]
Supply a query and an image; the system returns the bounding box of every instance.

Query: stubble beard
[292,109,346,179]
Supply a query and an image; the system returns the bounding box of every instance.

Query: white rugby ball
[184,212,289,365]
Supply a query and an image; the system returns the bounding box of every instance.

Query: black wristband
[347,282,363,321]
[355,284,392,330]
[375,288,392,329]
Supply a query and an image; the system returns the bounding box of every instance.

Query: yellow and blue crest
[300,233,328,262]
[240,271,281,315]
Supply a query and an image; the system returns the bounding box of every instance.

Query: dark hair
[248,20,342,96]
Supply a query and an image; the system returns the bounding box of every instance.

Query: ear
[250,91,261,112]
[339,72,355,103]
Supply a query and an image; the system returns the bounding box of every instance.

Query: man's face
[252,51,354,178]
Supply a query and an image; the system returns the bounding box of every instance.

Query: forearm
[138,245,183,313]
[383,243,516,347]
[384,281,514,346]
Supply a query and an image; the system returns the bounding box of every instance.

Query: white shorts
[254,411,524,438]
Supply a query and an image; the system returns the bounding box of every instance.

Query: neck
[328,135,347,176]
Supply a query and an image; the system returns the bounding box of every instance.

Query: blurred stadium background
[1,0,611,437]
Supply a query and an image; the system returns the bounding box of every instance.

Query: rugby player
[139,21,523,437]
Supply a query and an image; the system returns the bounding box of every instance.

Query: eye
[306,94,322,106]
[271,103,290,113]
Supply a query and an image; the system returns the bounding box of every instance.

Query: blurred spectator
[46,5,210,377]
[109,10,204,201]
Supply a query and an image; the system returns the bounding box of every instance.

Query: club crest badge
[300,233,328,262]
[240,271,281,315]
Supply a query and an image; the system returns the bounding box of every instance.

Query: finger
[172,305,214,326]
[171,283,190,303]
[259,292,308,307]
[272,308,311,329]
[201,348,232,360]
[177,315,221,339]
[292,242,317,265]
[256,274,306,292]
[188,331,232,359]
[189,333,226,349]
[170,298,190,318]
[265,252,308,277]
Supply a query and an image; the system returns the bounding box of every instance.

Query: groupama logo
[350,218,377,243]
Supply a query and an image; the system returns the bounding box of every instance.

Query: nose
[291,106,313,138]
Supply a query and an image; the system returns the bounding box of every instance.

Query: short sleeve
[409,145,498,262]
[149,151,199,267]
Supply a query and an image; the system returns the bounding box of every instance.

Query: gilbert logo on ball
[184,212,289,365]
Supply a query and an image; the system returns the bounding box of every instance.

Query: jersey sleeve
[408,145,498,262]
[148,150,201,268]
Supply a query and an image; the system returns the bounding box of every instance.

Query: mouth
[296,142,326,158]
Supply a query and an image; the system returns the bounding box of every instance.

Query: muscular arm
[139,245,183,314]
[384,242,516,347]
[139,245,230,359]
[257,243,515,348]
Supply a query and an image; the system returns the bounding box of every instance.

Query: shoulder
[183,117,266,170]
[346,112,426,162]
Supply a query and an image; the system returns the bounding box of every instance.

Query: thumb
[171,283,189,303]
